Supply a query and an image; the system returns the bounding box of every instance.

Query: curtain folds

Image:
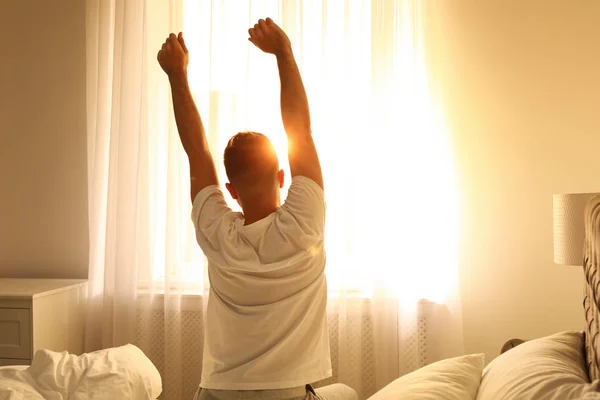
[85,1,463,399]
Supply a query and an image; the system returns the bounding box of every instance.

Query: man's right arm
[248,18,324,190]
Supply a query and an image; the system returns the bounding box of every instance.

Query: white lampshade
[553,193,600,266]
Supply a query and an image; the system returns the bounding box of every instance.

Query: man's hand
[157,32,189,77]
[248,18,292,57]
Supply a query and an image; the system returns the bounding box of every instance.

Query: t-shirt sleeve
[280,176,326,237]
[191,185,234,254]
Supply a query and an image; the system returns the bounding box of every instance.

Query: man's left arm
[158,33,219,202]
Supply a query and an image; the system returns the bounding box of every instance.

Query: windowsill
[135,285,441,312]
[136,285,370,299]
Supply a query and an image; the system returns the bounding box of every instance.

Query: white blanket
[0,344,162,399]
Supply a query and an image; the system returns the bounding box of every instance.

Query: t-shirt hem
[192,184,220,208]
[200,369,333,390]
[191,184,222,229]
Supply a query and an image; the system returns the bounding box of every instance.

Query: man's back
[192,176,332,390]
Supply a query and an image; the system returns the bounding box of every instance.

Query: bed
[0,366,26,372]
[0,344,162,399]
[369,195,600,400]
[1,198,599,400]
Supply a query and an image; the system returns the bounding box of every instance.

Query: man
[157,18,357,400]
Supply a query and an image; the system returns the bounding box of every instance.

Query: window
[141,0,459,303]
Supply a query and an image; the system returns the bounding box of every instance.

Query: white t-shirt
[191,176,332,390]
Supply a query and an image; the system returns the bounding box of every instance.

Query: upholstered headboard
[583,196,600,380]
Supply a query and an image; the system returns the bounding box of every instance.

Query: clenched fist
[248,18,292,57]
[157,32,189,76]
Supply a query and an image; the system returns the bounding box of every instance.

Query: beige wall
[0,0,88,278]
[443,0,600,361]
[0,0,598,363]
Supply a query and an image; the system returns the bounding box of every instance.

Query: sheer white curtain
[85,0,463,399]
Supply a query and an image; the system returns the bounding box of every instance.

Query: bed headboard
[583,195,600,380]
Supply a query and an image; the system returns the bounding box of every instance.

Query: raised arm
[157,33,219,202]
[248,19,324,189]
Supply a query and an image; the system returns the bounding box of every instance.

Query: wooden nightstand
[0,279,88,366]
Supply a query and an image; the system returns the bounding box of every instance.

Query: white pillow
[5,344,163,399]
[368,353,485,400]
[477,331,600,400]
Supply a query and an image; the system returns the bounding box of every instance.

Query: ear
[278,169,285,189]
[225,182,238,200]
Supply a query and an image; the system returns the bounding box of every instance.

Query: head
[224,131,284,211]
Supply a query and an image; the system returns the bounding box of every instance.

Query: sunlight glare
[160,0,461,305]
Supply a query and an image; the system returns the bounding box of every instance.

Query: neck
[242,202,279,225]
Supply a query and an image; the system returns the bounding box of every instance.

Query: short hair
[223,131,279,186]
